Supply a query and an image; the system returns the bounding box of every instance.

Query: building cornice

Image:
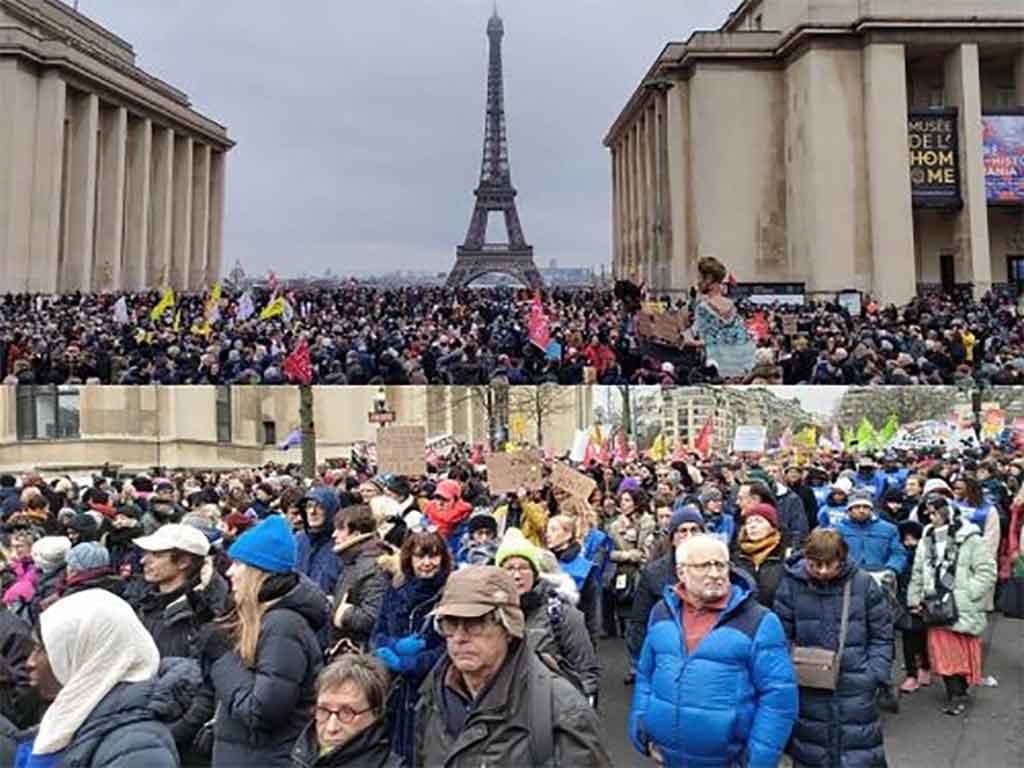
[0,0,233,149]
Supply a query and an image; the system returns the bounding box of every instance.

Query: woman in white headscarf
[16,589,199,768]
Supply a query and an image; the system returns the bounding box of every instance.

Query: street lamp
[374,386,387,414]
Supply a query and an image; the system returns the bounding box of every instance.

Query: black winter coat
[0,609,41,730]
[522,577,601,699]
[773,557,892,768]
[291,717,402,768]
[208,574,328,768]
[627,552,675,661]
[330,535,390,651]
[59,657,200,768]
[732,541,787,610]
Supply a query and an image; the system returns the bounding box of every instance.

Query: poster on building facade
[908,110,961,207]
[982,115,1024,205]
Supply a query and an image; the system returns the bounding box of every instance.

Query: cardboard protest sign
[782,316,798,336]
[636,310,687,346]
[551,461,597,500]
[732,426,767,453]
[486,449,544,494]
[377,426,426,476]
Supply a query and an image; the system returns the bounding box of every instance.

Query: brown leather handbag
[791,579,851,691]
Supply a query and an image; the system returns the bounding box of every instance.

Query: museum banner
[982,114,1024,206]
[908,110,961,208]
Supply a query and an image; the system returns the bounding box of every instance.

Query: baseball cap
[432,565,525,638]
[134,523,210,557]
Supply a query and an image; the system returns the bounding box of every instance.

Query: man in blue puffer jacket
[837,491,907,576]
[630,534,797,768]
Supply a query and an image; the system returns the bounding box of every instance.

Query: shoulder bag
[791,579,851,691]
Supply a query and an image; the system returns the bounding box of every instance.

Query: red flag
[598,437,610,465]
[672,436,687,462]
[614,430,629,463]
[746,311,769,341]
[527,293,551,351]
[695,416,714,458]
[583,437,598,468]
[283,337,313,384]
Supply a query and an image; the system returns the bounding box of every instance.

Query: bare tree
[508,385,578,446]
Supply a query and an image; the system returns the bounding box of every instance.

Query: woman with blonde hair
[692,256,756,379]
[200,515,329,767]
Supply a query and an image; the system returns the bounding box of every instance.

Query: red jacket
[426,499,473,539]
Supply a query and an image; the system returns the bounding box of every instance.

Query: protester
[496,528,601,705]
[629,534,797,767]
[895,520,932,694]
[837,491,908,576]
[773,529,892,767]
[202,515,328,766]
[415,566,612,766]
[297,487,342,597]
[370,529,450,764]
[907,496,997,716]
[329,505,389,653]
[546,514,602,647]
[290,655,400,768]
[732,502,787,609]
[0,597,38,730]
[17,589,198,767]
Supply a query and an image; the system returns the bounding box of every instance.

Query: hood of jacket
[63,657,199,765]
[269,573,329,632]
[537,570,580,606]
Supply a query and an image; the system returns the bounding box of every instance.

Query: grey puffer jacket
[522,572,601,700]
[209,573,328,768]
[415,639,612,768]
[61,657,200,768]
[330,534,390,651]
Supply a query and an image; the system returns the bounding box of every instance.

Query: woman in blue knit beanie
[200,515,330,767]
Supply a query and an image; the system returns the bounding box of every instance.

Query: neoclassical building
[0,385,592,473]
[606,0,1024,304]
[0,0,233,294]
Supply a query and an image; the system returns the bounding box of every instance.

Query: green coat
[907,521,996,637]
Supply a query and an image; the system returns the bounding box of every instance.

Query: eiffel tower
[447,6,542,290]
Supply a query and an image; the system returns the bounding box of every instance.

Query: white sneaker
[981,675,999,688]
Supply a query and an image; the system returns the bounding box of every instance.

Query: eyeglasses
[502,563,534,575]
[314,703,374,724]
[434,611,498,638]
[684,560,729,575]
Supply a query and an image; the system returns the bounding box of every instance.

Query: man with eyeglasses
[415,565,612,767]
[629,534,797,767]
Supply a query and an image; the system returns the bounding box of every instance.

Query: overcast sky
[77,0,736,277]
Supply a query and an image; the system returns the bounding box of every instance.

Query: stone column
[1016,51,1024,104]
[189,143,210,291]
[148,126,174,286]
[638,114,649,286]
[63,91,99,292]
[632,122,642,282]
[946,43,991,299]
[666,81,690,292]
[95,105,127,291]
[171,134,193,291]
[611,145,620,279]
[0,61,40,293]
[208,150,226,285]
[28,72,66,294]
[864,43,917,305]
[123,117,152,291]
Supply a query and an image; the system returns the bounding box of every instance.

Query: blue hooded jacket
[836,514,907,574]
[629,572,797,768]
[295,486,341,597]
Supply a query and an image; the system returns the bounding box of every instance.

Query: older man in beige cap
[415,565,611,768]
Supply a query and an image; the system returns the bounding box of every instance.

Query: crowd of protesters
[0,436,1018,766]
[3,277,1024,386]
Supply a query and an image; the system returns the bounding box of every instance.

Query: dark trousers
[901,628,930,676]
[944,674,968,700]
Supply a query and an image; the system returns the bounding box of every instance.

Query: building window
[262,420,277,446]
[996,87,1017,109]
[215,386,232,443]
[16,386,81,440]
[928,88,945,108]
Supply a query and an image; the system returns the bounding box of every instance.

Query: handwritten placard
[636,310,687,346]
[486,449,544,494]
[782,316,798,336]
[377,426,426,476]
[551,462,597,500]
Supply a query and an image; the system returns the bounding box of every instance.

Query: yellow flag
[204,283,222,324]
[149,287,175,322]
[173,310,181,333]
[260,296,285,321]
[191,321,211,338]
[649,432,668,461]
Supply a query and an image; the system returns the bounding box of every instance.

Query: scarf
[35,589,159,755]
[739,531,781,570]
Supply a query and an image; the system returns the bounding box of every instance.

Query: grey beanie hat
[65,541,110,573]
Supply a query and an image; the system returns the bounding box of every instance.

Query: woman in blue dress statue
[692,256,755,380]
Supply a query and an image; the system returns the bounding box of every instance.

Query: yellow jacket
[494,500,549,548]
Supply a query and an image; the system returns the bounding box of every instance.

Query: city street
[598,614,1024,767]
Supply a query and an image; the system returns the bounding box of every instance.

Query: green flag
[856,417,877,454]
[879,414,899,446]
[843,427,856,452]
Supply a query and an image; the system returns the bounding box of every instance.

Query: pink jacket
[3,557,38,605]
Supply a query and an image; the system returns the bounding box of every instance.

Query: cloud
[76,0,736,276]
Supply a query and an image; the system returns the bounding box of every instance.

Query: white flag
[237,290,255,321]
[282,299,294,324]
[113,296,129,325]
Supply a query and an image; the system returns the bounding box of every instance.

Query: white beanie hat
[32,536,72,571]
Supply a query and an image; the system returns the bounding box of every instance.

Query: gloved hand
[394,634,426,656]
[375,647,415,675]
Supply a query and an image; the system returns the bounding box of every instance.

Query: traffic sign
[368,411,397,425]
